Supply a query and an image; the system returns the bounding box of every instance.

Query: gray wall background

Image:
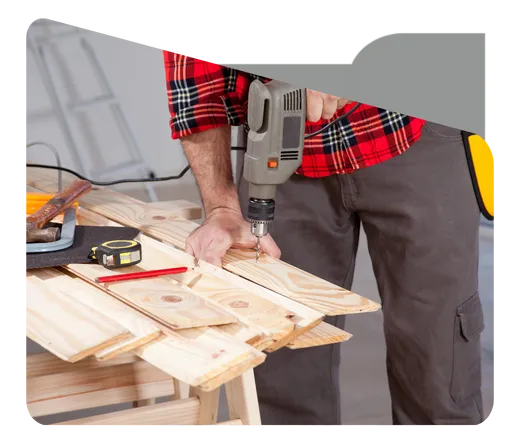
[27,21,206,196]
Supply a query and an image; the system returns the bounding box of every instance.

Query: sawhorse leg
[172,369,261,425]
[173,378,191,400]
[224,369,261,425]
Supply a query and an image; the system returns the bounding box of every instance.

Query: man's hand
[306,89,350,122]
[185,207,281,267]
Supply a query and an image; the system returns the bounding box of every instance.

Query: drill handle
[244,80,306,198]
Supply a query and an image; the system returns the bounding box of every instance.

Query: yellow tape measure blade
[101,240,138,249]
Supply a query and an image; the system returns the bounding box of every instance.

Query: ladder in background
[27,20,158,202]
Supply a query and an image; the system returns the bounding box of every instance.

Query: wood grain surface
[135,328,266,390]
[26,272,131,362]
[68,262,237,330]
[27,168,380,316]
[56,398,200,425]
[287,321,353,349]
[27,360,175,417]
[29,268,162,360]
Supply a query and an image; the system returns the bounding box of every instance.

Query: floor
[27,183,494,424]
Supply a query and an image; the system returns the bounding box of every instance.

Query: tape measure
[89,240,142,270]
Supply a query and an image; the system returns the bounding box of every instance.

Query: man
[163,51,485,425]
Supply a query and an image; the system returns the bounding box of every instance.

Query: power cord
[26,146,246,186]
[26,104,362,185]
[304,103,361,139]
[26,141,63,190]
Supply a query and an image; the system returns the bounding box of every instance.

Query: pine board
[27,360,175,417]
[27,168,380,316]
[26,273,131,362]
[68,262,237,330]
[29,268,162,360]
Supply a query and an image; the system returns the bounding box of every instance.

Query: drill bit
[255,236,261,263]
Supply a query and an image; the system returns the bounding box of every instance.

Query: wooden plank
[136,236,326,352]
[223,254,381,316]
[56,398,200,425]
[70,208,299,349]
[251,338,277,353]
[29,268,162,360]
[135,234,296,341]
[211,322,264,347]
[26,352,139,379]
[61,205,265,348]
[27,168,380,316]
[47,271,265,388]
[135,329,266,390]
[74,208,338,351]
[68,262,237,330]
[27,360,175,417]
[57,270,263,382]
[26,273,131,362]
[69,207,323,351]
[136,199,203,221]
[72,207,270,347]
[287,322,353,349]
[195,350,265,393]
[94,334,159,361]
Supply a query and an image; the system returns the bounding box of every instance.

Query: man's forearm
[181,126,241,215]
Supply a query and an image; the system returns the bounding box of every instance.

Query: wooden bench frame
[27,352,260,425]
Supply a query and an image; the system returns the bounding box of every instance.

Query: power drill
[244,80,306,261]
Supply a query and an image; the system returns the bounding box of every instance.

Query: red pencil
[95,266,192,284]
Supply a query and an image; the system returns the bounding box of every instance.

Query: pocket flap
[457,293,485,342]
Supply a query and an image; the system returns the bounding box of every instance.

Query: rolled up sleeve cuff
[164,51,254,140]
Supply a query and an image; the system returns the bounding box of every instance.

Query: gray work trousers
[236,121,485,425]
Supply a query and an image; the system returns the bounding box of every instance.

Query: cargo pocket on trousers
[451,292,485,405]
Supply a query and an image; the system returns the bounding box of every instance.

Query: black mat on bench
[26,225,140,270]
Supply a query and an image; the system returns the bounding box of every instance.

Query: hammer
[26,180,92,243]
[26,226,62,243]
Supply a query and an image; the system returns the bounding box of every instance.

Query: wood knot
[161,295,182,303]
[229,300,249,309]
[212,349,226,359]
[152,215,166,221]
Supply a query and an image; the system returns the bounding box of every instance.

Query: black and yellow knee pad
[461,131,494,221]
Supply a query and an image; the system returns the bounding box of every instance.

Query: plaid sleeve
[163,51,262,139]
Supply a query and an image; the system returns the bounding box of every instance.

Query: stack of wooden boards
[26,168,380,414]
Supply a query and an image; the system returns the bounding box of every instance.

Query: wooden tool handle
[26,180,91,230]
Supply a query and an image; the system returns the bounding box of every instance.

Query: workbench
[26,168,380,425]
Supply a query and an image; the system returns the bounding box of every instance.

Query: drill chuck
[251,221,270,238]
[248,198,275,237]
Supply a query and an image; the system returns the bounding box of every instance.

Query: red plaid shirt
[163,51,426,178]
